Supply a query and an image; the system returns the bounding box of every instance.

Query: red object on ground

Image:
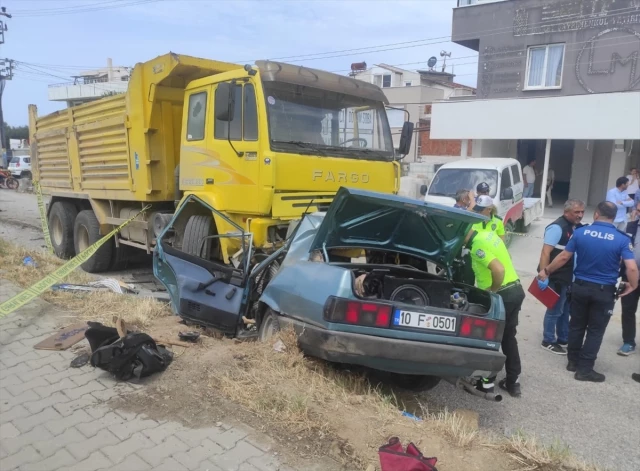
[527,278,560,310]
[379,437,438,471]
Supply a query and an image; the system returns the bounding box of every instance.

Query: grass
[0,237,171,328]
[217,328,605,471]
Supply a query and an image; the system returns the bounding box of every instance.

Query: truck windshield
[429,169,499,198]
[262,81,394,161]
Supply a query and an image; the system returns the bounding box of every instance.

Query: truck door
[209,81,261,213]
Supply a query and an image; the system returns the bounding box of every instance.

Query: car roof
[437,158,519,171]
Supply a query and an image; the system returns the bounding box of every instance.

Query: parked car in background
[154,187,507,400]
[9,155,32,179]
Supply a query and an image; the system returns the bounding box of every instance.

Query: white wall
[569,140,594,203]
[588,141,614,206]
[48,81,128,101]
[432,92,640,140]
[354,66,420,88]
[471,139,517,158]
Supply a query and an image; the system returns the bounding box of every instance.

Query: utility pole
[0,5,11,166]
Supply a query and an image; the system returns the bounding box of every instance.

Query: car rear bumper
[281,318,505,379]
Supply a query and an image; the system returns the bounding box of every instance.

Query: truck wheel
[74,210,113,273]
[183,215,218,259]
[258,308,281,342]
[504,221,515,247]
[389,373,441,392]
[48,201,78,259]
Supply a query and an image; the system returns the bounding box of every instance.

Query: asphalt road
[1,190,638,470]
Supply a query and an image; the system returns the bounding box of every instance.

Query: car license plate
[393,310,456,332]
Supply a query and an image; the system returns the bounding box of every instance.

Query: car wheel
[48,201,78,259]
[258,308,281,342]
[73,210,113,273]
[504,221,515,247]
[389,373,441,392]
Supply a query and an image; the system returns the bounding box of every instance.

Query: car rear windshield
[10,157,20,164]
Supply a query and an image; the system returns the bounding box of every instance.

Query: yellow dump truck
[29,53,412,272]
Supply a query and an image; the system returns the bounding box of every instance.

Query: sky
[1,0,479,126]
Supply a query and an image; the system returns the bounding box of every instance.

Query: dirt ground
[109,315,517,471]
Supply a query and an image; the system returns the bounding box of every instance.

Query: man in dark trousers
[618,219,639,356]
[466,221,525,397]
[537,199,585,355]
[537,202,638,382]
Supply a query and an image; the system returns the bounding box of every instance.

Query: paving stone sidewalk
[0,281,294,471]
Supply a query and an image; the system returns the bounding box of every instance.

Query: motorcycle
[0,169,19,190]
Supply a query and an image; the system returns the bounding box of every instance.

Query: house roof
[374,63,414,74]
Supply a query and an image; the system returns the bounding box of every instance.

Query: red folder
[528,278,560,309]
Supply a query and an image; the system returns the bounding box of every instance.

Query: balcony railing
[457,0,507,7]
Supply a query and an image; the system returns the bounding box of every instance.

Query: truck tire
[110,243,134,271]
[74,210,113,273]
[48,201,78,259]
[183,215,216,258]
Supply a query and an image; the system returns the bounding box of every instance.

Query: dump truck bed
[30,53,240,202]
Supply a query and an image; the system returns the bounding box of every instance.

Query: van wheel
[74,210,113,273]
[183,215,219,259]
[389,373,441,392]
[516,218,529,233]
[258,308,281,342]
[48,201,78,259]
[504,221,515,247]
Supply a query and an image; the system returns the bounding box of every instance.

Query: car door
[153,195,253,334]
[497,166,513,217]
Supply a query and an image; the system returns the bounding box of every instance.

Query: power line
[12,0,164,17]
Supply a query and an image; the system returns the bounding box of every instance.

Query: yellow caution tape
[34,181,54,254]
[506,231,544,240]
[0,205,151,318]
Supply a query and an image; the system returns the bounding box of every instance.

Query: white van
[422,158,542,245]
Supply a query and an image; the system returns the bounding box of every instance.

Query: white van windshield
[429,169,499,198]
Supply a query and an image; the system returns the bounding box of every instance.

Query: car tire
[389,373,441,392]
[48,201,78,259]
[258,308,281,342]
[74,210,113,273]
[504,220,515,247]
[183,214,218,259]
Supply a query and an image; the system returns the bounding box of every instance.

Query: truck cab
[422,158,542,244]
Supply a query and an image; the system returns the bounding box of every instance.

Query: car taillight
[324,297,392,328]
[459,316,499,341]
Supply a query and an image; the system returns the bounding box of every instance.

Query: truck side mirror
[419,184,428,196]
[215,82,235,122]
[502,187,514,200]
[398,121,414,156]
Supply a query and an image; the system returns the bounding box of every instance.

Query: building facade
[431,0,640,208]
[48,58,130,108]
[353,64,475,163]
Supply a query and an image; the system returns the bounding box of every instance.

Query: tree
[3,122,29,149]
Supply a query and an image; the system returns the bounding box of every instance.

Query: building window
[525,44,565,90]
[405,81,412,87]
[374,74,392,88]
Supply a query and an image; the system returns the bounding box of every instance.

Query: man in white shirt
[522,158,536,198]
[606,177,634,231]
[626,167,638,201]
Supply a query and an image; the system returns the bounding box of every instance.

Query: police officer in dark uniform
[477,182,490,196]
[537,202,638,382]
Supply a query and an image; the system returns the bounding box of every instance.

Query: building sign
[479,45,525,97]
[514,0,640,36]
[575,27,640,93]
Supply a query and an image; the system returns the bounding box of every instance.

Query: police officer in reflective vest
[537,202,638,382]
[466,210,525,397]
[472,195,506,242]
[537,199,585,355]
